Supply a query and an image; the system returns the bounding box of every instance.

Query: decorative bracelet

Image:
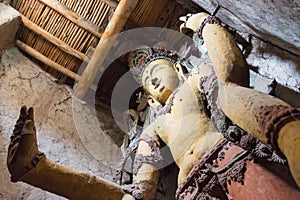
[133,134,163,175]
[10,152,45,182]
[198,16,221,39]
[122,183,144,199]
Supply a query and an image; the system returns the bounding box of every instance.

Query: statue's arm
[7,106,133,200]
[182,13,300,188]
[132,121,163,200]
[181,12,249,87]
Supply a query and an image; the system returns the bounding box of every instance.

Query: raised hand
[7,106,44,182]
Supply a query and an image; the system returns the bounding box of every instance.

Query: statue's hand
[7,106,43,182]
[179,12,209,34]
[122,184,144,200]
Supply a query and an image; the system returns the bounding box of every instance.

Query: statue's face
[142,59,179,104]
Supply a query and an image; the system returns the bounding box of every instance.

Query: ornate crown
[128,46,180,85]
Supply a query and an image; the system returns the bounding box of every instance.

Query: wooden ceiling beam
[20,15,90,63]
[39,0,103,38]
[16,40,98,91]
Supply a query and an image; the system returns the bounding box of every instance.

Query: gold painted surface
[278,121,300,187]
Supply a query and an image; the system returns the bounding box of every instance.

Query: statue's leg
[7,106,133,200]
[221,140,300,199]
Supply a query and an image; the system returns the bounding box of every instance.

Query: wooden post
[21,15,90,63]
[73,0,139,98]
[39,0,103,38]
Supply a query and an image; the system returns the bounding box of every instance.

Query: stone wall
[246,35,300,105]
[0,3,20,50]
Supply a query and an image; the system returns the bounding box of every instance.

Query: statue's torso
[155,80,222,184]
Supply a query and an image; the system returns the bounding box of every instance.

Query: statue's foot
[7,106,44,182]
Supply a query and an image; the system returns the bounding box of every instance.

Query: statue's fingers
[27,107,34,123]
[7,120,39,181]
[7,136,21,166]
[12,106,28,136]
[21,120,35,136]
[19,105,28,122]
[7,108,39,182]
[7,107,27,166]
[20,105,27,116]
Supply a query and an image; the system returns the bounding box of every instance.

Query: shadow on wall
[275,83,300,108]
[241,32,300,94]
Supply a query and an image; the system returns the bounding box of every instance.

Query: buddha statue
[7,12,300,200]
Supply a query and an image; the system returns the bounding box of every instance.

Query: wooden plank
[73,0,139,98]
[21,15,90,63]
[39,0,103,38]
[16,40,81,81]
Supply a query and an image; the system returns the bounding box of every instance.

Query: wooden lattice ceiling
[12,0,191,97]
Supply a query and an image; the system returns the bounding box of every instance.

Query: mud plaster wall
[0,48,122,200]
